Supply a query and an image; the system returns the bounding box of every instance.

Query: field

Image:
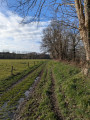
[0,60,90,120]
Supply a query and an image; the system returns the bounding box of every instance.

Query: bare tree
[74,0,90,75]
[41,20,85,64]
[41,20,72,60]
[41,20,64,59]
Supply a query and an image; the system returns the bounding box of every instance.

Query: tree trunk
[79,29,90,75]
[72,38,76,61]
[75,0,90,76]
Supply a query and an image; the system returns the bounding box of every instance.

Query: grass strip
[52,61,90,120]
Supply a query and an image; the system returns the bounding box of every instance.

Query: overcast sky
[0,2,50,53]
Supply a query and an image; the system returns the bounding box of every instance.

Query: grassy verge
[52,61,90,120]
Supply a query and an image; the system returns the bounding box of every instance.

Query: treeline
[41,20,86,63]
[0,52,50,59]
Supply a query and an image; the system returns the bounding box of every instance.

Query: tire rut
[49,71,63,120]
[13,69,44,120]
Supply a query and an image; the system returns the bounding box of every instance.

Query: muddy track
[49,71,63,120]
[13,68,44,120]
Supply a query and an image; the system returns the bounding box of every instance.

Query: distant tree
[41,20,85,64]
[41,20,71,60]
[41,20,62,59]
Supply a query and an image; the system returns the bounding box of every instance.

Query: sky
[0,0,76,53]
[0,1,50,53]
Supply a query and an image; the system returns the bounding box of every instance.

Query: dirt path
[49,71,63,120]
[13,69,44,120]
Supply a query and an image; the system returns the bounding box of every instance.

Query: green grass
[0,59,33,80]
[0,59,44,81]
[52,61,90,120]
[0,60,89,120]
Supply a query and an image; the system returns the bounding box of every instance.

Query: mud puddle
[0,76,40,120]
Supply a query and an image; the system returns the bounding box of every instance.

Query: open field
[0,60,89,120]
[0,59,44,80]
